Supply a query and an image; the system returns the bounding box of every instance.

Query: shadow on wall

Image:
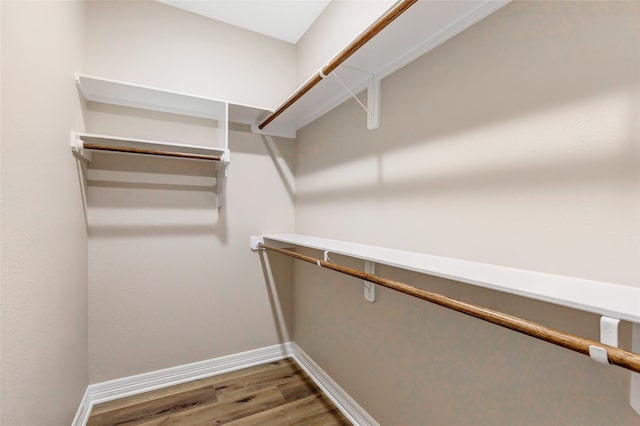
[291,248,639,425]
[258,250,295,344]
[75,89,230,242]
[85,152,227,243]
[295,1,639,202]
[227,122,295,202]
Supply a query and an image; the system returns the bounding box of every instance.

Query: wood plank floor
[87,358,352,425]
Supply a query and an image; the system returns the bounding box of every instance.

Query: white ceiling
[156,0,331,44]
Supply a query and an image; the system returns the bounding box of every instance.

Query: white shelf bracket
[367,77,381,130]
[632,323,640,414]
[328,70,380,131]
[70,131,91,162]
[588,316,620,366]
[364,261,376,303]
[600,316,620,347]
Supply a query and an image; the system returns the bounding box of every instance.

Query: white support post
[367,77,380,130]
[216,150,229,211]
[632,323,640,414]
[364,261,376,302]
[216,102,229,212]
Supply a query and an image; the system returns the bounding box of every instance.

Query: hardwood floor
[87,358,352,425]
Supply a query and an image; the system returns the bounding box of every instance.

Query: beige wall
[84,0,296,109]
[0,1,88,425]
[296,0,395,86]
[82,1,297,382]
[294,1,640,424]
[87,123,295,382]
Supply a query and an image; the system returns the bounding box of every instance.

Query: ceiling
[156,0,331,44]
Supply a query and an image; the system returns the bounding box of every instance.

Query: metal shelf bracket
[328,69,381,130]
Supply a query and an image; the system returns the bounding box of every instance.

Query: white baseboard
[71,388,91,426]
[72,341,376,426]
[289,342,379,426]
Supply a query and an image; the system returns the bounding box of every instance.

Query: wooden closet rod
[82,142,222,161]
[259,243,640,374]
[258,0,418,130]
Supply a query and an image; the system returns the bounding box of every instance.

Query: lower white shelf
[257,233,640,416]
[71,131,229,210]
[262,234,640,324]
[71,132,229,162]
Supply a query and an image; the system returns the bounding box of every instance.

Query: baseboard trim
[290,343,379,426]
[71,387,91,426]
[72,342,376,426]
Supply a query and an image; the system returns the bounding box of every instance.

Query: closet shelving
[255,234,640,412]
[71,73,278,208]
[71,133,225,162]
[258,0,511,135]
[259,234,640,323]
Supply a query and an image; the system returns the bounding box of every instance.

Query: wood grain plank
[277,376,321,403]
[137,386,287,425]
[90,359,295,417]
[88,358,351,426]
[213,362,309,400]
[87,385,217,426]
[224,394,351,426]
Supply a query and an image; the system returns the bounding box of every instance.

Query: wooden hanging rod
[258,0,418,130]
[259,243,640,374]
[82,142,222,161]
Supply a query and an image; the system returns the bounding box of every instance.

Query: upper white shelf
[76,73,271,125]
[263,234,640,324]
[267,0,510,133]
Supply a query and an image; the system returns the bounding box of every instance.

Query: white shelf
[263,234,640,324]
[268,0,510,133]
[76,73,270,124]
[75,132,227,158]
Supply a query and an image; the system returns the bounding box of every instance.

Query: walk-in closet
[2,1,639,425]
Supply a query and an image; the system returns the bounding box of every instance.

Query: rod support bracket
[588,316,620,366]
[600,316,620,347]
[70,131,91,162]
[588,345,609,365]
[364,261,376,302]
[250,236,264,251]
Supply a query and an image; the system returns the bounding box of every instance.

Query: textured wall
[295,0,395,86]
[83,1,297,383]
[293,1,640,424]
[1,1,88,424]
[87,122,295,382]
[83,0,297,109]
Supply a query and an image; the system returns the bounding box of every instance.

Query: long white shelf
[76,73,270,124]
[267,0,510,133]
[262,234,640,324]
